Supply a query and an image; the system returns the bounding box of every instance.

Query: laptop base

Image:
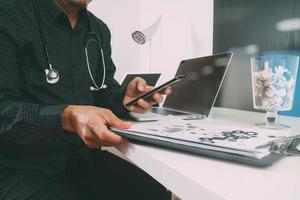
[151,107,191,116]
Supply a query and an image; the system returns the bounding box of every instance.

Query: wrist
[61,105,75,132]
[112,88,130,116]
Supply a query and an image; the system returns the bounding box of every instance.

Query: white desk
[115,108,300,200]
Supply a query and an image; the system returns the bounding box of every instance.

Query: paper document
[114,117,291,159]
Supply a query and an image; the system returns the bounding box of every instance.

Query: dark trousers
[0,150,171,200]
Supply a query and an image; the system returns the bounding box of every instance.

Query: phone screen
[125,75,185,107]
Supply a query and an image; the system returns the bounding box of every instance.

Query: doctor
[0,0,171,199]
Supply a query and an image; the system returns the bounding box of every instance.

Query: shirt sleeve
[94,23,129,117]
[0,15,66,145]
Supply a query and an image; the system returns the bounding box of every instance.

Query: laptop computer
[127,52,233,121]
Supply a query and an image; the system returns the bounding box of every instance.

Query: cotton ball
[275,66,288,77]
[262,68,273,80]
[263,80,272,87]
[286,77,295,89]
[262,98,275,107]
[274,97,283,106]
[277,88,287,97]
[256,79,264,89]
[287,91,293,99]
[275,78,286,88]
[257,69,272,81]
[254,80,264,95]
[265,88,275,98]
[254,97,263,107]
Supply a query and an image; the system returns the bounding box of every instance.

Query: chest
[16,17,105,104]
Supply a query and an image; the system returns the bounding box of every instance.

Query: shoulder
[0,0,26,15]
[0,0,15,17]
[87,11,109,29]
[0,0,19,34]
[0,0,31,23]
[0,0,36,43]
[87,11,111,37]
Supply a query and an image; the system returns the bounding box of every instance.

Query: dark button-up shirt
[0,0,127,172]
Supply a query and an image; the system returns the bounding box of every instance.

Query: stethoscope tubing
[33,0,107,90]
[85,38,107,90]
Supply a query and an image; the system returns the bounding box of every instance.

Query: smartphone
[125,75,185,107]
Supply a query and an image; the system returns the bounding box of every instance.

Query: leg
[0,166,85,200]
[67,149,171,200]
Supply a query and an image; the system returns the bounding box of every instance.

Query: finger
[98,109,132,129]
[120,137,128,143]
[130,105,147,113]
[95,138,120,147]
[151,93,164,103]
[137,98,152,110]
[127,105,135,112]
[160,86,172,95]
[84,135,102,148]
[135,77,147,92]
[99,137,128,147]
[89,124,121,147]
[78,126,102,148]
[92,124,124,146]
[145,85,154,92]
[109,117,132,129]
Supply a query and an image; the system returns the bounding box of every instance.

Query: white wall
[139,0,214,81]
[89,0,141,81]
[89,0,214,83]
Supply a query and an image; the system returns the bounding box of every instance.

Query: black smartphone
[125,75,185,107]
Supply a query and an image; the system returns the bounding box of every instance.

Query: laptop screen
[163,52,232,116]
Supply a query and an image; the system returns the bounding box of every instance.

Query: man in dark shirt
[0,0,171,199]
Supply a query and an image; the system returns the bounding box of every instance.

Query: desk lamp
[132,16,162,72]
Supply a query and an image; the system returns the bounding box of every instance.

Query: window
[214,0,300,116]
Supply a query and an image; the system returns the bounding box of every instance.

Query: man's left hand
[123,77,171,113]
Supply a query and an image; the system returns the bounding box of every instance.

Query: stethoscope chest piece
[45,67,60,84]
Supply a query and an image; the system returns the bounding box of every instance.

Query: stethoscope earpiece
[90,84,107,91]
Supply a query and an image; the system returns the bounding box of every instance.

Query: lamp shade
[132,16,162,45]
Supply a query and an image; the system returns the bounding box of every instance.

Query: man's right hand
[61,105,132,148]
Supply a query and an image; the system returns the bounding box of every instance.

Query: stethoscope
[33,0,107,91]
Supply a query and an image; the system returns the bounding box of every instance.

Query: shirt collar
[39,0,89,25]
[39,0,62,24]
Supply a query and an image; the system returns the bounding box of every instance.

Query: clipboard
[111,118,299,167]
[112,128,284,167]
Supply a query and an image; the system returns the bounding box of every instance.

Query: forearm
[0,99,66,144]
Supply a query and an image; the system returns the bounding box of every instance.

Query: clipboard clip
[256,135,300,156]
